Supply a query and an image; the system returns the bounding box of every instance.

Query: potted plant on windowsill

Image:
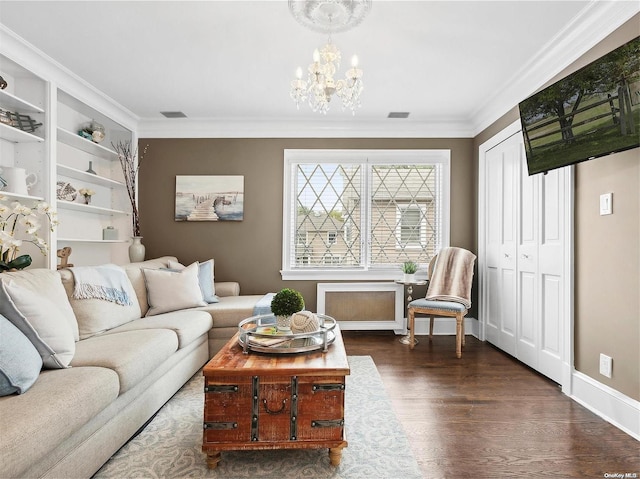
[401,261,418,283]
[270,288,305,331]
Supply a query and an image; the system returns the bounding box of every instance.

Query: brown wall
[138,138,475,312]
[474,15,640,400]
[574,149,639,400]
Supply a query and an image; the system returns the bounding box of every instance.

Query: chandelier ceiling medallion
[288,0,371,115]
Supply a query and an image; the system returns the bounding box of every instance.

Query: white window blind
[282,149,450,280]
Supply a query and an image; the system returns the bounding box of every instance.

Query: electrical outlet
[599,353,612,378]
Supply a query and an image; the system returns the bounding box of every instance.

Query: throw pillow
[142,262,207,316]
[0,314,42,396]
[0,281,76,369]
[167,258,219,303]
[58,268,143,340]
[0,269,80,341]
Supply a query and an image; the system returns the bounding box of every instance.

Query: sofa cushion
[142,262,206,316]
[122,256,178,316]
[0,314,42,396]
[0,268,79,341]
[58,268,142,340]
[71,329,178,394]
[100,310,212,350]
[0,281,76,369]
[196,294,264,329]
[168,258,219,303]
[215,281,240,297]
[0,366,119,479]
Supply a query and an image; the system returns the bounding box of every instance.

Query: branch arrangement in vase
[112,141,148,237]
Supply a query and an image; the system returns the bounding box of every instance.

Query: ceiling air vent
[160,111,187,118]
[387,112,410,119]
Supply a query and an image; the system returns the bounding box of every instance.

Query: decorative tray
[237,313,337,354]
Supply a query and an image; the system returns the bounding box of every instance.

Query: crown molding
[0,24,140,132]
[471,0,640,137]
[137,117,475,139]
[4,1,637,141]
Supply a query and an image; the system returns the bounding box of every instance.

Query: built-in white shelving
[57,127,118,160]
[0,89,45,114]
[0,51,49,268]
[0,122,44,143]
[56,200,129,216]
[2,33,136,267]
[0,191,44,202]
[58,238,128,244]
[57,164,126,189]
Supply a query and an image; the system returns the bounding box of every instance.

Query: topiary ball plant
[271,288,305,317]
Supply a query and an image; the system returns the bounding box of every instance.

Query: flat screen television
[519,36,640,176]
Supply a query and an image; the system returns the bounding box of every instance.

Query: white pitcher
[0,166,37,196]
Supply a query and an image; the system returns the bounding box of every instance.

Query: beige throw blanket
[425,247,476,309]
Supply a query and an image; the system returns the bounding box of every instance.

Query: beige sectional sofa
[0,256,264,479]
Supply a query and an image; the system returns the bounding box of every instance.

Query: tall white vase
[129,236,145,263]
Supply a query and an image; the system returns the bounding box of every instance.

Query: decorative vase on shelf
[128,236,145,263]
[89,120,105,143]
[86,161,96,175]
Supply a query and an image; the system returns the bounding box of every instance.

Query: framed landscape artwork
[175,175,244,221]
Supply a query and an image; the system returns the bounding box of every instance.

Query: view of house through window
[283,150,450,279]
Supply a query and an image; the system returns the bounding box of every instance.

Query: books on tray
[248,326,292,348]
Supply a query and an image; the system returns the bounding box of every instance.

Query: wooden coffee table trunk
[202,326,350,468]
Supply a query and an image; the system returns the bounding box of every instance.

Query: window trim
[282,149,451,280]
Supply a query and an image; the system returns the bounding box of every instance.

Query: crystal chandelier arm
[289,27,363,113]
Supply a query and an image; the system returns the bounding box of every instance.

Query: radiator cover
[317,282,404,330]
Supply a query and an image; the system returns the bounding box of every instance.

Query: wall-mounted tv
[519,36,640,176]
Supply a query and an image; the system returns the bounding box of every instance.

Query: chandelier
[288,0,371,115]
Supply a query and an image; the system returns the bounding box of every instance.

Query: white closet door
[537,169,566,384]
[484,133,520,356]
[516,142,539,369]
[481,125,568,385]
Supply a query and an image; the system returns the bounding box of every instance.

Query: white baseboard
[395,321,639,440]
[397,316,480,338]
[569,371,640,440]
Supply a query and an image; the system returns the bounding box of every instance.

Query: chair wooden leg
[408,309,415,350]
[455,314,463,358]
[429,316,434,341]
[462,316,466,347]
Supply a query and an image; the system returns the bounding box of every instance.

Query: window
[397,204,426,248]
[282,149,450,280]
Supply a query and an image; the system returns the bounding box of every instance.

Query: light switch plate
[599,193,612,215]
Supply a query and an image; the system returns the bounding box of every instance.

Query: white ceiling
[0,1,638,137]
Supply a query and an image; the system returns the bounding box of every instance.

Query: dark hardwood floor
[342,331,639,479]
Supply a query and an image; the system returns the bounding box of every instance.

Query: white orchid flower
[12,202,32,215]
[36,202,54,214]
[1,197,58,264]
[34,237,48,250]
[0,233,22,249]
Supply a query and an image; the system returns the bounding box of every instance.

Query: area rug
[93,356,423,479]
